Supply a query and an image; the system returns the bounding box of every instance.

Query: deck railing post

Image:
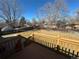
[68,49,70,55]
[72,50,75,57]
[77,52,79,57]
[32,33,34,41]
[65,48,67,54]
[52,44,53,48]
[57,45,60,51]
[49,43,51,48]
[8,41,10,49]
[47,42,49,47]
[62,47,64,53]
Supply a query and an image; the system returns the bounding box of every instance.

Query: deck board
[8,42,70,59]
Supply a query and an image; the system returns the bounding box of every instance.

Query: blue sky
[19,0,79,20]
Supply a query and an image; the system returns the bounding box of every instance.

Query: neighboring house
[1,26,14,32]
[74,22,79,29]
[66,21,79,30]
[66,26,72,30]
[75,25,79,29]
[24,24,30,27]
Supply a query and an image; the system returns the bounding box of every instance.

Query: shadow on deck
[8,42,70,59]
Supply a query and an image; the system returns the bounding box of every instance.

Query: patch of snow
[2,34,19,38]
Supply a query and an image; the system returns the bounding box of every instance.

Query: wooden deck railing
[0,30,79,58]
[0,35,24,59]
[32,34,79,57]
[15,30,79,58]
[29,31,79,58]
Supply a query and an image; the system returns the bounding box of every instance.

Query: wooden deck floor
[8,42,70,59]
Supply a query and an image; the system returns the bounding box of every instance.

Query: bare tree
[37,0,68,27]
[75,8,79,22]
[19,16,26,27]
[56,19,67,29]
[54,0,68,20]
[0,0,21,27]
[32,18,38,27]
[53,0,68,29]
[43,2,53,22]
[36,2,53,25]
